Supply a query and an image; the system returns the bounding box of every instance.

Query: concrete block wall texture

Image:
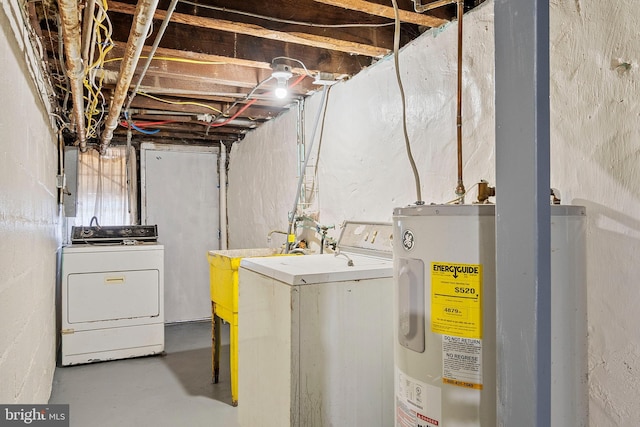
[0,5,59,403]
[228,1,640,426]
[229,4,496,247]
[228,110,299,250]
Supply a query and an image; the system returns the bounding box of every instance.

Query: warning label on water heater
[396,368,442,427]
[431,262,482,339]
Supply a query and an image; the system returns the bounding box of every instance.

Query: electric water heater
[392,204,587,427]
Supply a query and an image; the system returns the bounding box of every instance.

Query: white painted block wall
[0,6,59,403]
[228,1,640,425]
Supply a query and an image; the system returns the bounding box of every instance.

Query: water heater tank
[392,204,586,426]
[550,205,588,426]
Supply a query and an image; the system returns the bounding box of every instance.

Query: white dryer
[238,222,394,427]
[60,244,164,365]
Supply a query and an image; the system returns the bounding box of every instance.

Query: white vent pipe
[58,0,87,151]
[219,147,228,250]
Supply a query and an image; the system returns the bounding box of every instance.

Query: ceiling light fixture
[271,63,293,99]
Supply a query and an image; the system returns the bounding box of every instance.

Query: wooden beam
[171,0,401,49]
[103,17,369,75]
[109,1,390,57]
[127,96,285,119]
[311,0,448,27]
[122,122,249,132]
[129,75,312,99]
[102,43,318,93]
[130,46,321,82]
[44,30,287,75]
[119,86,291,115]
[104,46,273,89]
[112,128,245,141]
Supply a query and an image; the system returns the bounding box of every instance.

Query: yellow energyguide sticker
[431,262,482,339]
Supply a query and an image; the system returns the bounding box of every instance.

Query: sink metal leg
[212,301,221,384]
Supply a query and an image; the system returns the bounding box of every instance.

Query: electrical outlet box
[313,72,339,86]
[64,146,78,217]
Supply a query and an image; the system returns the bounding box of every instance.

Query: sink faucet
[267,230,288,242]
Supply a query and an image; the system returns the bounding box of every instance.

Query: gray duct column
[494,0,551,426]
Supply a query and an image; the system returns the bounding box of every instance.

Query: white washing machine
[60,244,165,365]
[237,222,394,427]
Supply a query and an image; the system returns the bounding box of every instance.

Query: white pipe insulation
[58,0,87,151]
[124,0,180,113]
[99,0,159,153]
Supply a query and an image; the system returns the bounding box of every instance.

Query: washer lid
[240,253,392,285]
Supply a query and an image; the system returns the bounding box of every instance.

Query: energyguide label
[431,262,484,389]
[430,262,482,339]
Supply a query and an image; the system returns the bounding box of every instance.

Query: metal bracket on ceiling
[412,0,456,13]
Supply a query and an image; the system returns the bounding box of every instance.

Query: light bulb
[275,86,288,99]
[271,63,293,99]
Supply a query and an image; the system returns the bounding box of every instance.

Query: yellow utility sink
[207,248,285,406]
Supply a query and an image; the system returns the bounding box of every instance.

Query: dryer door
[67,269,160,325]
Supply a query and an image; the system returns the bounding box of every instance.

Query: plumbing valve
[477,180,496,203]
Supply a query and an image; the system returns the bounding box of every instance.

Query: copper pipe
[58,0,87,151]
[455,0,466,198]
[99,0,159,153]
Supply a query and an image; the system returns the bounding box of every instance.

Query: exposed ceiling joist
[109,1,390,57]
[311,0,449,27]
[106,13,369,75]
[33,0,483,145]
[120,44,317,78]
[101,43,318,94]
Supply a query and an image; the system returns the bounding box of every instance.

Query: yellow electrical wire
[57,84,97,104]
[103,56,227,65]
[83,0,114,138]
[78,0,226,136]
[135,92,225,115]
[84,71,107,138]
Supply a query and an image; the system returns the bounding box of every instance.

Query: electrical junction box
[313,72,339,86]
[63,146,78,217]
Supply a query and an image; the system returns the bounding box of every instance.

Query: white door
[141,143,219,322]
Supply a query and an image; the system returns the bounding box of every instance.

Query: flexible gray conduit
[286,85,329,252]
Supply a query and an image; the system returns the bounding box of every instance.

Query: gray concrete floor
[49,321,239,427]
